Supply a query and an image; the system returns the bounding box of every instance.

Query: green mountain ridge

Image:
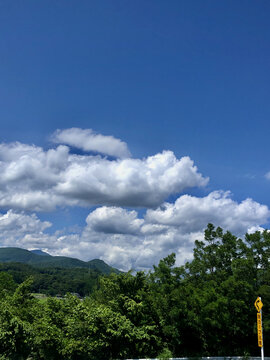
[0,247,120,274]
[30,249,51,256]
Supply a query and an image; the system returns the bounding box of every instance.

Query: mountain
[0,247,120,274]
[86,259,119,275]
[30,249,51,256]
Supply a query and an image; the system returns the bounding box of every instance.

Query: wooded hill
[0,247,120,274]
[0,248,121,297]
[0,262,100,296]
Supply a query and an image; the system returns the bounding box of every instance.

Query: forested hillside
[0,263,101,296]
[0,224,269,359]
[0,247,120,274]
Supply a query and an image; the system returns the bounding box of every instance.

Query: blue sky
[0,1,270,270]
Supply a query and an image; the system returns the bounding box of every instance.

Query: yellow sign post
[257,313,263,347]
[255,297,263,312]
[254,297,264,360]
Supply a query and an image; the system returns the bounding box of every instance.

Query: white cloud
[75,192,269,270]
[50,193,270,270]
[0,131,269,271]
[56,151,208,208]
[265,172,270,180]
[247,225,265,234]
[0,189,269,271]
[145,191,270,235]
[86,207,143,235]
[0,210,53,248]
[0,141,208,211]
[51,128,131,158]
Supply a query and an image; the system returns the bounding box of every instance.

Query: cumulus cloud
[51,128,131,158]
[145,191,270,235]
[0,190,269,271]
[86,207,143,235]
[0,210,53,248]
[0,141,208,211]
[1,130,269,271]
[39,195,270,270]
[76,192,270,269]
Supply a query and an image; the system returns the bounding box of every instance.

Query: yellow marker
[255,297,263,312]
[258,329,263,348]
[255,297,264,359]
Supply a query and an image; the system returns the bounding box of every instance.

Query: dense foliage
[0,263,100,296]
[0,224,269,359]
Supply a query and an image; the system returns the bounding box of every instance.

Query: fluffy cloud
[145,191,270,235]
[29,196,270,269]
[0,140,208,211]
[86,207,143,235]
[51,128,131,158]
[77,193,270,269]
[56,151,208,208]
[0,210,53,248]
[0,189,269,271]
[0,130,269,271]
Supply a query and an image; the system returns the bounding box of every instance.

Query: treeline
[0,263,100,296]
[0,224,269,359]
